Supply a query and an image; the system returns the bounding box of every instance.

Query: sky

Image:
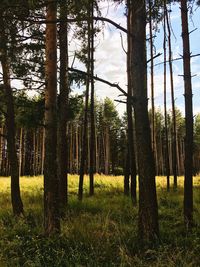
[69,1,200,117]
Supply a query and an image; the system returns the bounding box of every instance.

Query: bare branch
[68,67,133,100]
[147,53,162,64]
[154,53,200,67]
[120,33,127,54]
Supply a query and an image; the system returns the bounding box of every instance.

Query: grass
[0,175,200,266]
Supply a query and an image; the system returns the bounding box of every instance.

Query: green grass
[0,175,200,266]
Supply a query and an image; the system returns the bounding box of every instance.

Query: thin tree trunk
[69,125,73,173]
[129,1,159,241]
[104,126,110,175]
[149,0,158,174]
[41,127,45,175]
[166,5,178,189]
[89,0,95,196]
[163,0,170,191]
[75,126,79,173]
[95,128,99,173]
[181,0,193,227]
[78,8,91,200]
[0,15,24,216]
[19,128,23,177]
[44,0,60,235]
[33,131,36,175]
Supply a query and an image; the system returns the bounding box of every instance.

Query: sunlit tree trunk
[41,127,45,175]
[19,128,23,177]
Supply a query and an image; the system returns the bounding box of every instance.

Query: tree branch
[154,53,200,67]
[68,67,133,100]
[147,53,162,64]
[8,14,129,35]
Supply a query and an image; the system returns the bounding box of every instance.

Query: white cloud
[68,2,200,117]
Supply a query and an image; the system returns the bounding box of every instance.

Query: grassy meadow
[0,175,200,266]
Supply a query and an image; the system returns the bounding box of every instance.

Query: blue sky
[69,1,200,116]
[152,2,200,116]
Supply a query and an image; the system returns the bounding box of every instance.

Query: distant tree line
[0,93,200,177]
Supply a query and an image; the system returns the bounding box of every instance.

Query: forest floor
[0,175,200,267]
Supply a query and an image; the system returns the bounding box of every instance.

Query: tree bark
[124,147,130,196]
[57,0,69,207]
[128,1,159,241]
[181,0,193,227]
[44,0,60,235]
[127,0,137,203]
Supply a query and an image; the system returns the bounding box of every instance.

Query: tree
[128,1,159,241]
[44,0,60,235]
[194,114,200,175]
[166,3,178,189]
[126,0,137,203]
[163,0,170,190]
[148,0,157,170]
[78,2,91,201]
[57,0,69,207]
[181,0,194,227]
[0,8,24,216]
[89,0,95,196]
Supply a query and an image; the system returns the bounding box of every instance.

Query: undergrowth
[0,175,200,266]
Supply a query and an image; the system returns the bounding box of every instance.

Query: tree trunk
[181,0,193,227]
[89,0,95,196]
[166,6,178,189]
[128,1,159,241]
[0,14,24,216]
[24,129,34,175]
[163,0,170,191]
[148,0,158,174]
[78,8,91,200]
[19,128,23,177]
[41,127,45,175]
[0,128,2,175]
[127,0,137,203]
[104,126,110,175]
[44,0,60,235]
[124,147,130,196]
[57,0,69,207]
